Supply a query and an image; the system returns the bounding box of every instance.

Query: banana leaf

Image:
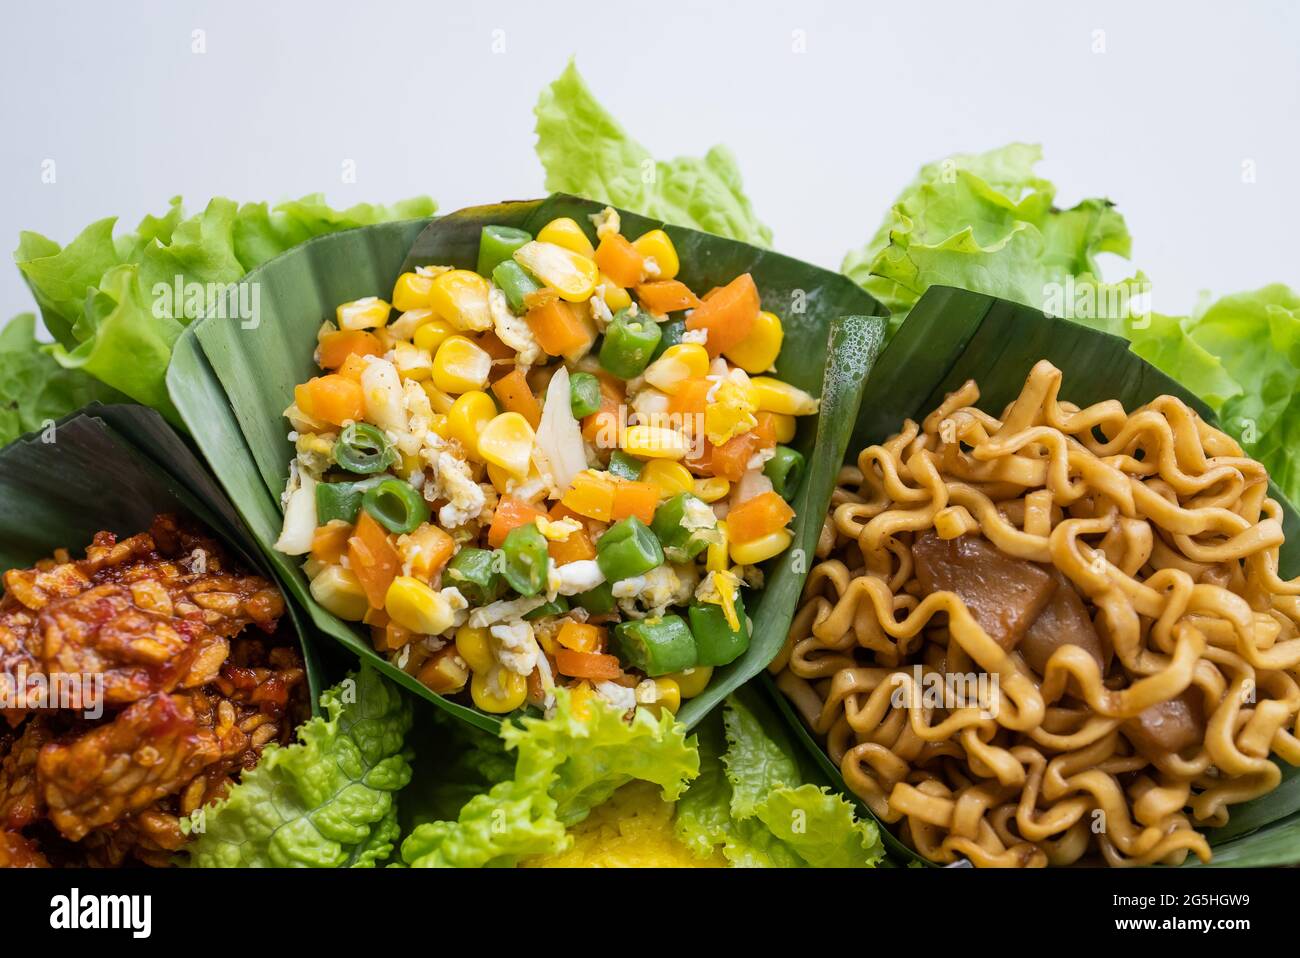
[0,405,323,707]
[166,196,885,731]
[773,285,1300,867]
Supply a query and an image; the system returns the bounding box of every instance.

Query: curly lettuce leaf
[185,664,413,868]
[11,193,435,426]
[844,143,1138,333]
[846,143,1300,504]
[400,689,698,868]
[0,313,126,445]
[675,688,883,868]
[1171,286,1300,502]
[535,61,771,247]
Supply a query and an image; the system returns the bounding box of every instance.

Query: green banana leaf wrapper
[166,195,885,732]
[769,285,1300,867]
[0,404,324,707]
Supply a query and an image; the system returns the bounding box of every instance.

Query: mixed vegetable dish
[274,208,819,717]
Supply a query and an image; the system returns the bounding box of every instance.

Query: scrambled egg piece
[294,432,336,479]
[489,286,543,367]
[521,782,723,869]
[420,434,487,530]
[704,380,757,446]
[536,516,582,542]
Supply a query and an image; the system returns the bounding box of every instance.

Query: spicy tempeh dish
[0,515,305,867]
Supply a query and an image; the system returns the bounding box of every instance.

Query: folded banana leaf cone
[766,286,1300,867]
[166,194,885,731]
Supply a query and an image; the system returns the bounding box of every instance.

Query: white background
[2,0,1296,323]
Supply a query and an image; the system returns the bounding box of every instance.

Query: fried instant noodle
[773,360,1300,867]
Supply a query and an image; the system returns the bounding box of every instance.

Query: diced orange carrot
[581,375,626,445]
[634,280,701,315]
[550,501,595,528]
[491,369,542,428]
[526,299,593,356]
[319,329,384,369]
[310,520,353,565]
[403,524,455,581]
[561,472,617,523]
[337,353,369,382]
[301,374,365,427]
[726,490,795,544]
[476,329,517,361]
[348,512,402,609]
[594,234,646,288]
[488,496,546,548]
[752,412,779,449]
[556,621,607,654]
[709,432,762,482]
[526,655,555,706]
[555,648,622,680]
[523,286,560,310]
[548,523,596,565]
[685,273,760,357]
[668,378,711,419]
[373,620,415,652]
[612,480,659,524]
[685,436,716,477]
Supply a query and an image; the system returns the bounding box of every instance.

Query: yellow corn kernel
[693,476,731,504]
[561,470,617,522]
[651,678,681,715]
[729,528,793,566]
[413,318,456,354]
[336,296,391,331]
[478,411,536,478]
[714,571,740,631]
[447,390,497,457]
[666,665,713,699]
[486,462,513,494]
[569,680,595,720]
[455,625,495,673]
[513,241,598,303]
[429,413,451,439]
[432,335,491,394]
[421,383,456,415]
[417,648,469,694]
[389,307,436,342]
[385,576,455,635]
[392,341,433,381]
[536,217,596,258]
[429,269,492,332]
[631,229,679,280]
[622,424,689,460]
[396,451,422,480]
[770,413,797,443]
[600,276,632,312]
[749,377,819,416]
[471,668,527,713]
[534,623,559,657]
[707,521,730,573]
[392,271,435,312]
[309,565,368,621]
[643,343,711,394]
[724,311,784,374]
[640,459,694,498]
